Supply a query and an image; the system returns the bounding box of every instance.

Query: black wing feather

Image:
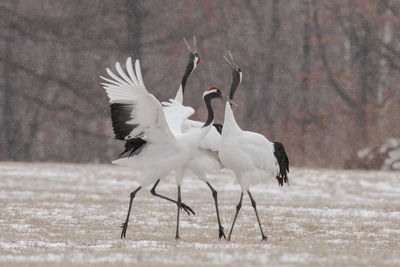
[120,137,147,157]
[110,103,137,140]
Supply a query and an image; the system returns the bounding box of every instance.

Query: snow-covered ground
[0,162,399,266]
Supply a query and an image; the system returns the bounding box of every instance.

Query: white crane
[107,38,200,239]
[160,45,237,240]
[100,57,230,239]
[160,51,244,239]
[135,37,226,239]
[173,59,242,238]
[162,51,245,240]
[218,53,289,241]
[149,38,237,239]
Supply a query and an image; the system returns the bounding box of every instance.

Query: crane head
[203,86,237,106]
[184,36,200,68]
[223,50,242,83]
[223,51,242,101]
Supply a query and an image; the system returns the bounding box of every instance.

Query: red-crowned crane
[218,53,289,241]
[160,50,244,239]
[100,57,232,239]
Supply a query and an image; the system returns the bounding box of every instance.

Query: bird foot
[261,235,268,241]
[219,226,226,240]
[120,222,128,239]
[175,235,181,240]
[177,202,195,216]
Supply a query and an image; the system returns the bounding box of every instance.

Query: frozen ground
[0,162,399,266]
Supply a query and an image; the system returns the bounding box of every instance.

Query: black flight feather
[120,137,147,157]
[110,103,136,140]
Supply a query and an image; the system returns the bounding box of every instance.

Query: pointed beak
[183,38,193,52]
[221,94,238,106]
[193,36,197,53]
[223,56,234,69]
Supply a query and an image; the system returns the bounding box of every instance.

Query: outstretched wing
[100,57,175,144]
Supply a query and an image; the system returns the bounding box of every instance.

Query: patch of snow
[327,230,342,237]
[380,138,399,153]
[280,252,310,263]
[11,224,31,231]
[359,180,400,192]
[381,228,400,234]
[273,206,400,219]
[0,254,63,263]
[325,239,347,245]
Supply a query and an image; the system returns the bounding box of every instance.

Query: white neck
[174,85,183,104]
[222,102,242,138]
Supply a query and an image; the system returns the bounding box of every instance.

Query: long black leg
[247,190,268,241]
[227,192,243,241]
[206,182,226,239]
[175,185,181,239]
[150,179,195,216]
[121,186,142,239]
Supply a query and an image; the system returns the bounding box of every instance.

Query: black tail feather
[273,142,289,186]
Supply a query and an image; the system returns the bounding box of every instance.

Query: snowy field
[0,162,399,266]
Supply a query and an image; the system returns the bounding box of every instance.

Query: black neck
[181,54,195,96]
[229,70,241,100]
[202,94,216,128]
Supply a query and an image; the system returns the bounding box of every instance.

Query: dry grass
[0,162,399,266]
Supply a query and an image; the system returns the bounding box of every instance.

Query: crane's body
[161,90,226,239]
[113,36,227,239]
[218,52,289,241]
[219,104,279,191]
[148,38,228,239]
[186,149,221,181]
[175,119,222,182]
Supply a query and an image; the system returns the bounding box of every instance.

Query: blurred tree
[311,0,400,164]
[0,0,399,168]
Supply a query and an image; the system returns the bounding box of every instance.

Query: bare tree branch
[312,0,356,107]
[381,0,400,22]
[0,57,106,113]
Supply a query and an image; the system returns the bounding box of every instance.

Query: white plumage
[154,39,227,239]
[219,103,279,190]
[101,58,210,186]
[161,95,226,239]
[100,56,223,239]
[218,53,289,241]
